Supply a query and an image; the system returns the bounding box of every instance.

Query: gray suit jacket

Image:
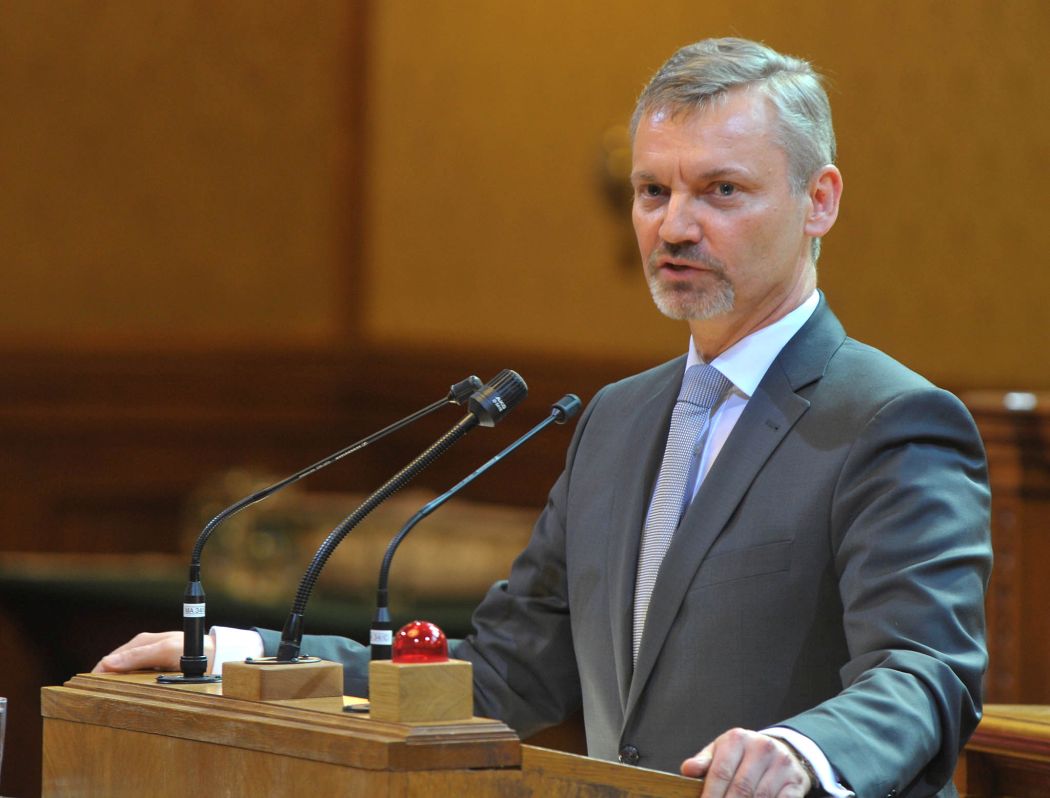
[261,298,991,798]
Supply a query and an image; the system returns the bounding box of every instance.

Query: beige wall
[1,2,359,348]
[2,1,1047,387]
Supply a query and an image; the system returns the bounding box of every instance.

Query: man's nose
[658,194,701,244]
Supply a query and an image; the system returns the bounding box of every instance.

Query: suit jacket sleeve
[780,385,990,798]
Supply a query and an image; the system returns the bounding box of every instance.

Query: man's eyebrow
[630,166,755,184]
[697,166,753,181]
[630,170,660,184]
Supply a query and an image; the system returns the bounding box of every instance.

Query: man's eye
[638,184,664,198]
[717,182,736,196]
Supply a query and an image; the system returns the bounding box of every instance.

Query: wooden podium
[956,705,1050,797]
[41,671,698,797]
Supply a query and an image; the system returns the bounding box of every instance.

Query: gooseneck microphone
[275,370,529,661]
[370,394,582,660]
[159,375,483,683]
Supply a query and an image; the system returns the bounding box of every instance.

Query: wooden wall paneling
[1,348,368,553]
[963,392,1050,704]
[0,343,632,555]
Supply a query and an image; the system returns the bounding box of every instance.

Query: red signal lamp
[391,620,449,664]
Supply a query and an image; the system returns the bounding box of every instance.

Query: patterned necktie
[632,363,732,662]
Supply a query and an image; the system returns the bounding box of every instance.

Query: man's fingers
[709,734,778,798]
[681,729,812,798]
[104,632,169,657]
[94,641,169,672]
[753,740,811,798]
[694,729,748,798]
[681,742,714,778]
[91,631,184,673]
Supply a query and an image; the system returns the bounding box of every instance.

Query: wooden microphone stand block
[369,658,474,723]
[221,658,344,701]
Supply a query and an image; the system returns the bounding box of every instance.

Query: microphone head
[551,394,582,423]
[449,375,484,405]
[469,370,528,426]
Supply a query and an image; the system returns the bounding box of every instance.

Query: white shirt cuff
[764,726,855,797]
[209,626,265,676]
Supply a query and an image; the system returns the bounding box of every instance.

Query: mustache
[646,243,726,273]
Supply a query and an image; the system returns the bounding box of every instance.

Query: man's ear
[804,164,843,239]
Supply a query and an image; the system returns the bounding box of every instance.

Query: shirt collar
[685,290,819,398]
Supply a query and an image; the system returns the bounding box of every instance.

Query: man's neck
[689,273,817,360]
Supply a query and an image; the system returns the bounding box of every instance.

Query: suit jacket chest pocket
[688,539,793,591]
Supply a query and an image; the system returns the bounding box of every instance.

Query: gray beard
[645,246,735,321]
[648,276,735,320]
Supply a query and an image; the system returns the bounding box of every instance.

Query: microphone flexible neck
[376,411,561,599]
[276,413,478,660]
[168,376,480,681]
[370,394,580,660]
[188,395,455,568]
[276,369,529,661]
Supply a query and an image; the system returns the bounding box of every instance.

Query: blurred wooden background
[1,2,1048,795]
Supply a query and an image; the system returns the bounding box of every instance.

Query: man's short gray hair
[632,39,835,260]
[632,38,836,193]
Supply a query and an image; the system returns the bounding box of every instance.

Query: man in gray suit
[97,38,991,798]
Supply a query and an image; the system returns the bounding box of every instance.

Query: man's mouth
[656,259,711,275]
[647,248,728,279]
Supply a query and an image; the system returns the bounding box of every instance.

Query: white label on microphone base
[370,629,393,646]
[183,603,206,618]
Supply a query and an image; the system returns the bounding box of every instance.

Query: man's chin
[649,285,734,322]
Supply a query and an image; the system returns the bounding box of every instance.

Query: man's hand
[91,631,210,674]
[681,728,813,797]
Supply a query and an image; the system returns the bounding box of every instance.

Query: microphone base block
[368,659,473,723]
[221,658,343,702]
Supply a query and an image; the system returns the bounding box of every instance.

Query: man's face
[631,90,814,334]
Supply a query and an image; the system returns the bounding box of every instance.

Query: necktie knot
[678,363,733,411]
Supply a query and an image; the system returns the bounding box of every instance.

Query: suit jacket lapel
[605,357,686,711]
[622,298,846,722]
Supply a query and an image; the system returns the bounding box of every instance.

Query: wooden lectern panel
[42,672,519,796]
[521,745,699,797]
[44,719,403,795]
[41,672,699,797]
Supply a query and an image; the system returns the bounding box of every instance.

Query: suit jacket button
[618,744,640,765]
[885,791,897,797]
